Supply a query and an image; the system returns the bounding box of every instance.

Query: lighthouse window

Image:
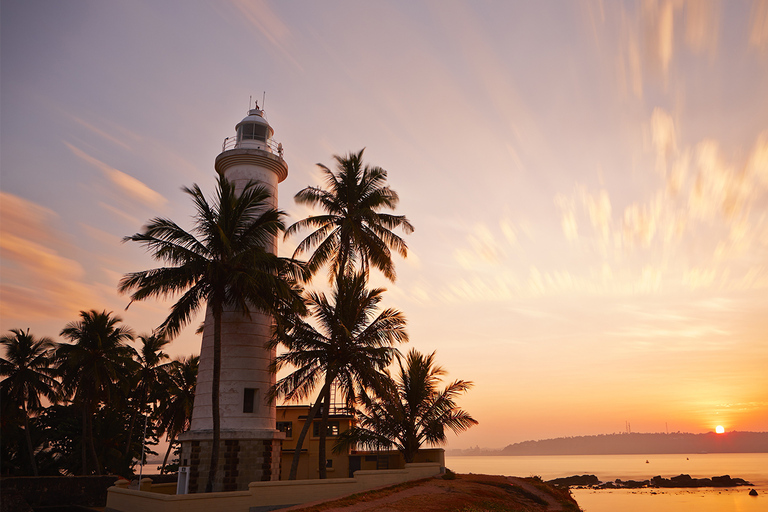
[238,123,268,141]
[243,388,257,413]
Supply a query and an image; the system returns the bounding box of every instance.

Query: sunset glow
[716,425,725,434]
[1,1,767,449]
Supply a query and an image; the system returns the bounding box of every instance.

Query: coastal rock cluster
[547,473,753,489]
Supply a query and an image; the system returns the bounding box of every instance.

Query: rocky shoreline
[547,473,753,489]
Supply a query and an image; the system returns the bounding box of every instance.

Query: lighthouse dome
[235,108,274,145]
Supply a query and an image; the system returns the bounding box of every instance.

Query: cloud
[66,143,167,209]
[0,193,100,321]
[747,132,768,188]
[750,0,768,50]
[684,0,720,54]
[642,0,675,78]
[67,114,132,150]
[555,194,579,241]
[651,107,677,174]
[582,189,612,240]
[622,192,664,247]
[229,0,302,70]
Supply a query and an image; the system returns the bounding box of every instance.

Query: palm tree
[58,310,136,475]
[124,334,173,458]
[335,349,477,464]
[120,175,304,492]
[285,149,413,283]
[270,272,407,479]
[155,355,199,473]
[0,329,59,476]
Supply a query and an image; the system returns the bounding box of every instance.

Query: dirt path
[506,476,564,511]
[278,474,573,512]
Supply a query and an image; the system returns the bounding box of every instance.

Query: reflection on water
[446,453,767,512]
[572,487,763,512]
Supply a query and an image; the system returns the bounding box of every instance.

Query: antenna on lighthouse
[249,95,252,111]
[262,91,266,111]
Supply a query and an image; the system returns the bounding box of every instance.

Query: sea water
[445,453,767,512]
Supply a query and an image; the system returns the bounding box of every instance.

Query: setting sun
[715,425,725,434]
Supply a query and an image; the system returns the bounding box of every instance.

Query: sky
[1,0,767,450]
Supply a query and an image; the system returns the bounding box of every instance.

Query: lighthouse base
[179,430,283,492]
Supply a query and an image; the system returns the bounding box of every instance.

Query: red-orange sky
[1,1,767,448]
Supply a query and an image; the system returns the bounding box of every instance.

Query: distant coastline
[449,431,768,456]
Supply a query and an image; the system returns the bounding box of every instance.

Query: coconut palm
[155,355,199,473]
[0,329,60,476]
[286,149,413,284]
[58,310,136,475]
[120,175,304,492]
[335,349,477,464]
[123,334,173,458]
[270,272,407,479]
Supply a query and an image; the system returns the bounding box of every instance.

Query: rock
[749,489,758,496]
[547,474,600,487]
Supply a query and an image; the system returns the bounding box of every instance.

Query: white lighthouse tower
[179,106,288,493]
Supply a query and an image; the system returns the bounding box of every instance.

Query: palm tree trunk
[161,436,175,473]
[317,381,332,479]
[23,410,38,477]
[81,402,88,475]
[124,403,139,456]
[288,377,333,480]
[87,408,102,475]
[205,303,223,493]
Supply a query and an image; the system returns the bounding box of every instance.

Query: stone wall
[181,438,281,492]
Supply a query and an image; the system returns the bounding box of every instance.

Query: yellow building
[275,404,445,480]
[276,404,354,480]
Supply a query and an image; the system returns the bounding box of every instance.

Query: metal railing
[221,136,284,157]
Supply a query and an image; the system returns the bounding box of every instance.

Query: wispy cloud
[229,0,302,70]
[66,143,167,209]
[0,193,99,321]
[750,0,768,50]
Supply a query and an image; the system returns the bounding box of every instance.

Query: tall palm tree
[285,149,413,283]
[58,310,136,475]
[335,349,477,464]
[270,273,407,479]
[124,334,173,458]
[155,355,199,473]
[120,175,304,492]
[0,329,59,476]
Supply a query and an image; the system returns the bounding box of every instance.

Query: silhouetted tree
[155,355,199,472]
[0,329,59,476]
[286,149,413,284]
[335,349,477,463]
[58,310,135,475]
[270,273,406,479]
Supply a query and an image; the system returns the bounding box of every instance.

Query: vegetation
[271,272,407,479]
[335,349,477,463]
[0,318,193,477]
[58,310,137,475]
[0,329,59,476]
[277,150,417,479]
[286,148,413,283]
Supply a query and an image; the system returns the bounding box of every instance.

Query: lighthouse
[179,106,288,493]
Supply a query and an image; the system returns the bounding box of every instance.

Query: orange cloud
[0,193,100,321]
[66,143,167,209]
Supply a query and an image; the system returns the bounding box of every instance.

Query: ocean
[445,453,768,512]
